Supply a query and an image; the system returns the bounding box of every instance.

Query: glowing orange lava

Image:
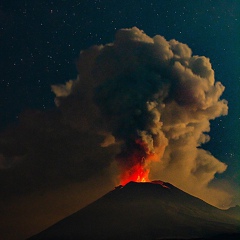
[120,164,150,186]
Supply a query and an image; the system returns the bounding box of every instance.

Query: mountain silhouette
[29,181,240,240]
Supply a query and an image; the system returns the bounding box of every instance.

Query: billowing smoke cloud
[51,27,230,207]
[0,27,232,208]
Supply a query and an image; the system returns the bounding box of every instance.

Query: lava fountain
[117,140,161,185]
[119,162,150,186]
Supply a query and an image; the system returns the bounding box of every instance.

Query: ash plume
[52,27,229,206]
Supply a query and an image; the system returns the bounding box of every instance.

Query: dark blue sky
[0,0,239,191]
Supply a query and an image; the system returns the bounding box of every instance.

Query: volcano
[29,181,240,240]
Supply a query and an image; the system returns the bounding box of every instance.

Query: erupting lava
[118,151,159,185]
[120,164,150,186]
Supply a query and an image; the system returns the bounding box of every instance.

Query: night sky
[0,1,239,239]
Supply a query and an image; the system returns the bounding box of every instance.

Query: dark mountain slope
[29,181,240,240]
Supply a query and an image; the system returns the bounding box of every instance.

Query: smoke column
[52,27,229,205]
